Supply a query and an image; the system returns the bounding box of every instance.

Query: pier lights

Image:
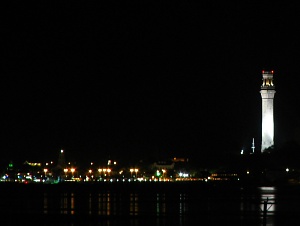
[130,169,134,178]
[162,169,166,178]
[134,168,138,177]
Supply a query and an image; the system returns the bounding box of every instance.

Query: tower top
[261,70,275,89]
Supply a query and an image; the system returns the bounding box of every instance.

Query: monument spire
[260,70,276,152]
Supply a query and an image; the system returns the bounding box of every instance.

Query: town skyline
[3,2,300,166]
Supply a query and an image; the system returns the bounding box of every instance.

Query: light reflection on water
[156,193,166,217]
[97,193,112,216]
[130,193,138,216]
[259,186,276,214]
[41,189,264,224]
[3,184,300,226]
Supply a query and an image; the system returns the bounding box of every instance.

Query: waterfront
[2,182,300,225]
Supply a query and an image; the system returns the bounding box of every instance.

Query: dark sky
[2,2,300,165]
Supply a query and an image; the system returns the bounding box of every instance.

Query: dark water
[1,182,300,226]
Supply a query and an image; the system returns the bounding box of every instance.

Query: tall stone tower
[57,149,66,169]
[260,70,276,152]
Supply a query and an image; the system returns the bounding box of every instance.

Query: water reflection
[239,186,277,225]
[179,193,187,226]
[42,190,189,222]
[50,192,76,215]
[259,186,276,226]
[43,193,48,214]
[259,186,276,214]
[42,188,268,221]
[97,193,111,216]
[179,193,186,215]
[130,193,138,216]
[156,193,166,217]
[4,183,296,226]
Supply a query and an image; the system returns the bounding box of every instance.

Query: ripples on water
[2,182,300,226]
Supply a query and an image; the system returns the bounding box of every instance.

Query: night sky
[2,2,300,166]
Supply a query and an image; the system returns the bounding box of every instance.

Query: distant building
[172,157,188,163]
[152,161,175,170]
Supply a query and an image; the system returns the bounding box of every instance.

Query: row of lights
[42,167,181,180]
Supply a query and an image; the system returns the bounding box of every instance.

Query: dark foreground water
[1,181,300,226]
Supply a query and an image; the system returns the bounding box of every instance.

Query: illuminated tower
[260,70,276,152]
[57,149,66,169]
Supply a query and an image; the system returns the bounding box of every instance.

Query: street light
[107,169,111,178]
[71,168,75,178]
[43,168,48,178]
[130,168,138,178]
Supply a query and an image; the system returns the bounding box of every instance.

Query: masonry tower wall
[260,70,276,152]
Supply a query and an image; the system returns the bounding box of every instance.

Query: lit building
[260,70,276,152]
[153,161,174,170]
